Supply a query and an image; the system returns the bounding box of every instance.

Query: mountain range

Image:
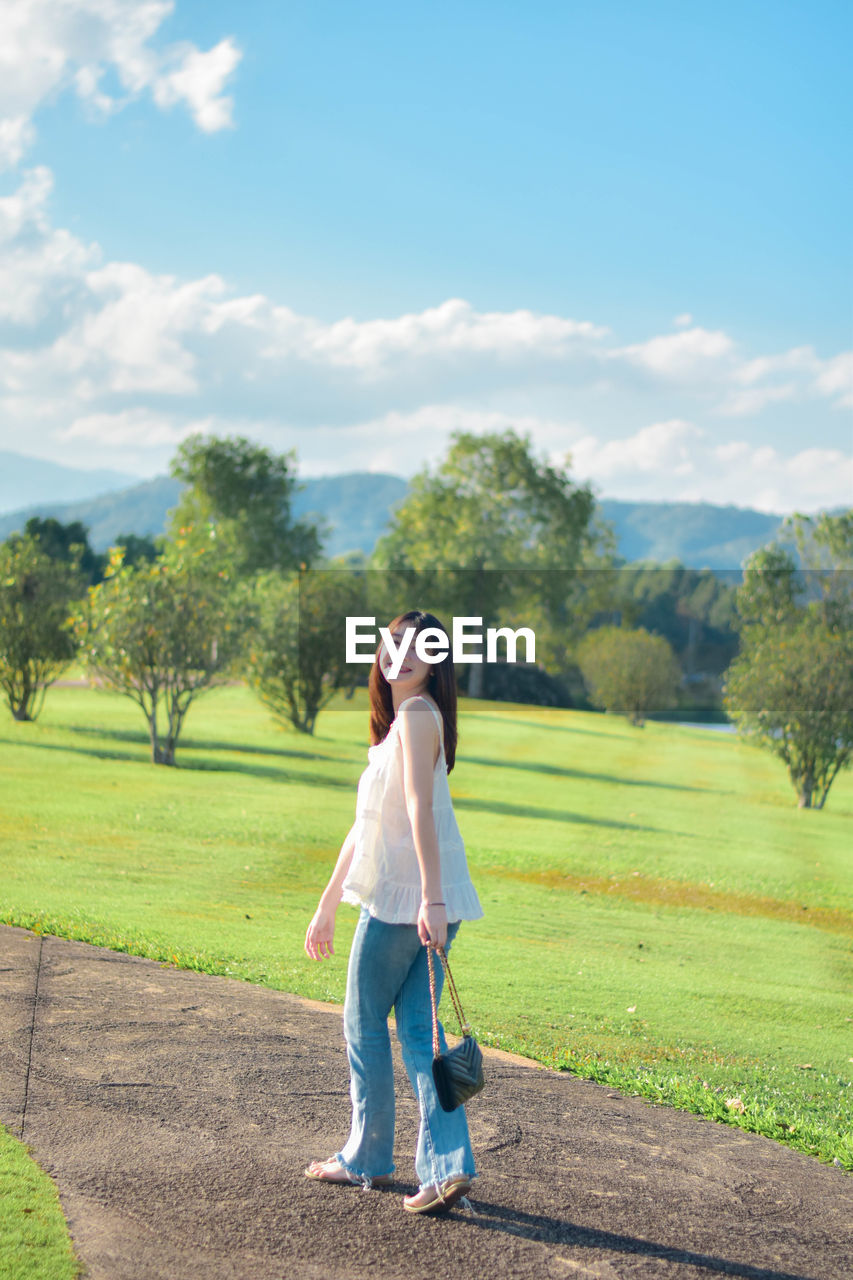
[0,450,135,513]
[0,450,789,569]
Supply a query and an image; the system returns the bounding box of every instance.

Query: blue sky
[0,0,850,512]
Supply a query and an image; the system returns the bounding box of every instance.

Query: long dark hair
[368,610,458,772]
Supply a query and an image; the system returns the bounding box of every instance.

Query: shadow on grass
[62,723,150,747]
[186,760,354,788]
[6,730,686,821]
[450,1199,821,1280]
[60,723,340,763]
[0,733,149,767]
[454,795,668,834]
[464,755,723,794]
[0,734,355,787]
[462,712,627,739]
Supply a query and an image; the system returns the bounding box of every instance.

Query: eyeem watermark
[346,617,536,678]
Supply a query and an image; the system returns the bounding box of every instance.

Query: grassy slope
[0,1127,79,1280]
[1,684,850,1174]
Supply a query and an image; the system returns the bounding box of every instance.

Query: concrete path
[1,925,850,1280]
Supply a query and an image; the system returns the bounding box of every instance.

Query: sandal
[304,1157,393,1187]
[403,1176,472,1214]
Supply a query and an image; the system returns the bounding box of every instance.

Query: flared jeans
[335,907,476,1190]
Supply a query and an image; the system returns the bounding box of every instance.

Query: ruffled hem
[341,877,483,925]
[333,1150,395,1187]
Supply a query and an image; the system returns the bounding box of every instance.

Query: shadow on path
[459,1200,819,1280]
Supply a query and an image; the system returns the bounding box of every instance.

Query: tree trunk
[147,711,161,764]
[468,662,484,699]
[797,760,816,808]
[161,694,187,767]
[12,670,34,720]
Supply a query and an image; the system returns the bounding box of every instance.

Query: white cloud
[0,167,98,326]
[61,408,209,446]
[295,299,609,372]
[571,420,704,482]
[709,444,853,514]
[815,351,853,408]
[720,345,853,415]
[324,404,582,474]
[614,327,734,377]
[0,0,241,169]
[151,38,241,133]
[0,116,37,169]
[569,424,852,513]
[52,261,226,393]
[674,313,693,328]
[0,165,54,240]
[0,168,850,511]
[719,384,799,417]
[714,441,751,465]
[733,345,818,385]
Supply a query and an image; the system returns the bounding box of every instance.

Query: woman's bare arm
[399,701,448,948]
[304,823,356,960]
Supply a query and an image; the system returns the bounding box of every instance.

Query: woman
[304,610,483,1213]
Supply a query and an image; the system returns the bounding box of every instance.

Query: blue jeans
[335,908,476,1190]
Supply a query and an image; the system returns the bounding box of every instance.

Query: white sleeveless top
[341,695,483,925]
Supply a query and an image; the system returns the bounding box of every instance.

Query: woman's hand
[305,903,337,960]
[418,901,448,949]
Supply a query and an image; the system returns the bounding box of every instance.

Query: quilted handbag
[427,943,485,1112]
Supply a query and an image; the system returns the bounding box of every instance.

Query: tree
[246,567,367,734]
[22,517,104,583]
[370,429,603,696]
[724,515,853,809]
[594,564,740,707]
[75,544,242,765]
[733,544,800,629]
[724,613,853,809]
[0,534,82,720]
[168,434,323,574]
[576,626,681,726]
[784,509,853,628]
[113,532,160,567]
[786,509,853,573]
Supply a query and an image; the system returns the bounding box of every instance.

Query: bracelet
[424,901,446,906]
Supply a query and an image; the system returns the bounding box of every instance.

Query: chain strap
[426,943,471,1059]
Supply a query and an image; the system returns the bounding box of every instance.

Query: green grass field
[1,682,851,1183]
[0,1126,79,1280]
